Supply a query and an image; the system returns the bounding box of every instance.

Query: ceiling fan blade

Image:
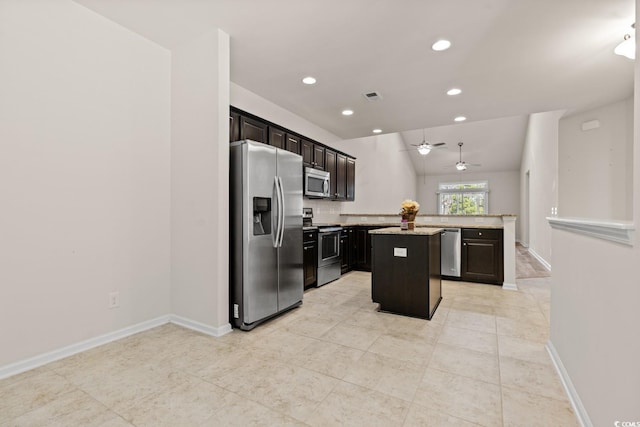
[431,142,446,147]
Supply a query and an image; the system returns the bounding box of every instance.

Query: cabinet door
[325,149,337,198]
[346,158,356,201]
[461,237,503,284]
[240,116,268,143]
[303,242,317,288]
[269,126,286,149]
[313,144,326,170]
[285,134,301,154]
[230,111,241,142]
[335,154,347,200]
[301,139,314,167]
[340,232,351,273]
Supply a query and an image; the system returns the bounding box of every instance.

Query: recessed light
[342,109,354,116]
[454,116,467,122]
[431,39,451,51]
[447,88,462,96]
[372,129,382,134]
[302,76,316,85]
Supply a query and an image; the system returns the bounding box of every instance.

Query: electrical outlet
[108,291,120,309]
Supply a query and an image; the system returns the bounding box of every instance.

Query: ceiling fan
[455,142,481,171]
[403,129,446,155]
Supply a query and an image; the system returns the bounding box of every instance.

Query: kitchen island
[370,227,443,319]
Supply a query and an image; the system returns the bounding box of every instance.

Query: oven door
[318,230,341,267]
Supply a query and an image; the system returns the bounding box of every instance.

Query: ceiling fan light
[417,145,431,155]
[614,34,635,59]
[456,162,467,171]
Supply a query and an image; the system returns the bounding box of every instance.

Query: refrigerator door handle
[272,176,281,248]
[277,176,286,247]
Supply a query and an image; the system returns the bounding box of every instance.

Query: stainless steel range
[316,224,342,286]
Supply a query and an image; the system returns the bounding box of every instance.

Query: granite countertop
[369,227,444,236]
[341,213,517,217]
[303,226,318,231]
[342,223,503,229]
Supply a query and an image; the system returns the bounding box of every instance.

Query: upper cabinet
[285,134,301,154]
[268,126,286,149]
[230,111,241,142]
[230,106,356,201]
[346,158,355,201]
[239,116,268,143]
[301,139,325,170]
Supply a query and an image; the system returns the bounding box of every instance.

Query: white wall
[558,97,634,221]
[170,29,230,331]
[519,110,564,265]
[0,0,171,366]
[330,133,418,215]
[416,170,520,215]
[548,24,639,423]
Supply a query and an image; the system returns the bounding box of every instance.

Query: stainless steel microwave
[304,167,330,198]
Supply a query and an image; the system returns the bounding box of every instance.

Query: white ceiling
[75,0,634,173]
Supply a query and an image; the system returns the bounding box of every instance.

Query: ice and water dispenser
[253,197,271,235]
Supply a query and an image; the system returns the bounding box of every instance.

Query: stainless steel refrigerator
[230,140,303,330]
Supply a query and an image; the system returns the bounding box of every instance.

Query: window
[438,181,489,215]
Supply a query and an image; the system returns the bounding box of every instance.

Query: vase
[401,212,417,230]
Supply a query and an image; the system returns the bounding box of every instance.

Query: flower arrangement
[400,199,420,216]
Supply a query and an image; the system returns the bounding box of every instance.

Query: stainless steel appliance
[230,140,303,330]
[304,167,330,198]
[317,225,342,286]
[441,228,461,277]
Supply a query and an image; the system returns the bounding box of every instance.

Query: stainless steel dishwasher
[441,228,461,277]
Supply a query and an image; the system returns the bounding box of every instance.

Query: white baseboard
[546,340,592,427]
[170,315,232,337]
[516,239,529,248]
[528,247,552,271]
[0,315,170,380]
[502,282,518,291]
[0,314,233,381]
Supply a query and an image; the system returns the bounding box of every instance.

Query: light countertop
[368,227,444,236]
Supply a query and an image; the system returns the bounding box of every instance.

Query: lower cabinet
[461,228,503,284]
[352,226,384,272]
[303,230,317,288]
[340,227,354,273]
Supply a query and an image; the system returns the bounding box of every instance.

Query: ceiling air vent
[363,91,383,101]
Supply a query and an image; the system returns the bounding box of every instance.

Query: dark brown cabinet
[285,134,301,154]
[327,151,348,200]
[335,154,347,200]
[302,139,325,170]
[461,228,503,285]
[325,149,337,197]
[303,230,318,288]
[239,116,268,143]
[268,126,286,149]
[353,226,385,272]
[340,227,354,274]
[230,111,240,142]
[371,232,442,319]
[346,158,356,201]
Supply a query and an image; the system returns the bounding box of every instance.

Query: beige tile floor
[0,273,578,427]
